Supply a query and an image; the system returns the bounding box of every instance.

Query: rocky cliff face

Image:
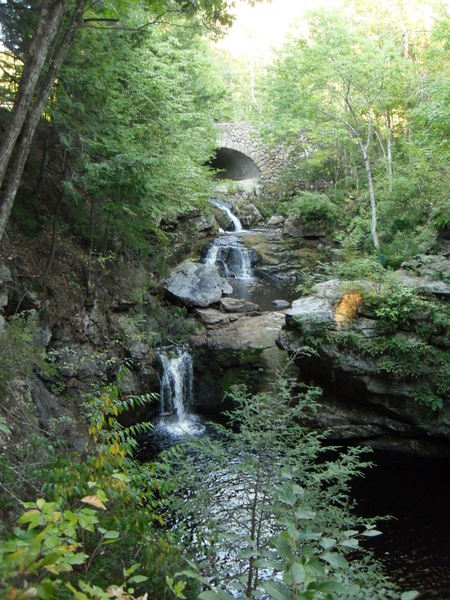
[277,262,450,455]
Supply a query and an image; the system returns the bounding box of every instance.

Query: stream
[143,199,450,598]
[204,198,296,310]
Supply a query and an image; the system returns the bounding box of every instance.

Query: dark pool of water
[352,450,450,599]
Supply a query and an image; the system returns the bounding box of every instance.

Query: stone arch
[210,147,261,180]
[214,122,283,181]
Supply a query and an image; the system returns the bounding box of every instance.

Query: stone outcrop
[267,215,285,228]
[191,311,288,414]
[163,261,233,307]
[396,254,450,297]
[277,276,450,455]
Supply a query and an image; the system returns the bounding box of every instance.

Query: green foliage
[162,379,403,598]
[0,311,45,389]
[0,489,162,599]
[126,297,196,348]
[332,285,449,410]
[0,370,189,598]
[288,191,338,229]
[49,7,228,252]
[259,2,450,262]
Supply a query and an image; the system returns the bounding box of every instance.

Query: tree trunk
[359,140,380,252]
[41,196,61,281]
[0,0,86,243]
[0,0,70,189]
[386,110,393,191]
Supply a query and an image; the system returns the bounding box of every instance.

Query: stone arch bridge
[211,122,285,182]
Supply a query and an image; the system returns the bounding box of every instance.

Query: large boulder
[267,215,285,228]
[220,297,261,314]
[163,261,233,308]
[191,311,289,414]
[236,202,263,228]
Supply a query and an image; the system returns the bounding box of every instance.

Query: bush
[162,379,409,598]
[286,191,339,236]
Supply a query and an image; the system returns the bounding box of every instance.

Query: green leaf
[175,569,205,583]
[0,420,11,435]
[308,580,348,593]
[321,551,348,570]
[112,472,131,483]
[362,529,382,537]
[199,592,234,600]
[274,531,293,559]
[340,538,359,549]
[295,508,316,520]
[128,575,149,584]
[18,510,41,529]
[262,582,294,600]
[286,562,306,585]
[277,486,297,507]
[401,592,420,600]
[320,538,336,550]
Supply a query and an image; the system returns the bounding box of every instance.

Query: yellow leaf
[113,405,119,416]
[81,495,107,510]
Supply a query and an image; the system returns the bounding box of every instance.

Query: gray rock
[31,377,61,427]
[285,296,334,327]
[238,202,263,228]
[283,215,302,238]
[220,297,261,314]
[267,215,285,228]
[195,213,217,232]
[395,270,450,297]
[282,215,326,239]
[0,263,12,284]
[311,279,344,301]
[164,261,233,307]
[272,299,290,309]
[195,308,230,327]
[128,339,150,360]
[277,276,450,452]
[0,288,7,308]
[396,254,450,297]
[0,314,4,334]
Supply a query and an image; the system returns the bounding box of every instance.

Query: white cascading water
[207,198,253,280]
[210,198,242,232]
[156,345,203,435]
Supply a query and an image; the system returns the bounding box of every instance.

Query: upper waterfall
[211,198,243,232]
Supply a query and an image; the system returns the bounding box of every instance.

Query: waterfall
[204,237,254,280]
[211,198,243,232]
[157,345,193,420]
[206,198,254,279]
[154,345,206,437]
[205,242,219,266]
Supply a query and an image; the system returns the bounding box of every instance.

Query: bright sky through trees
[217,0,438,62]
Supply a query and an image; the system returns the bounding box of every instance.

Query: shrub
[287,191,338,236]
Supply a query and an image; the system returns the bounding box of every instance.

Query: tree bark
[0,0,86,243]
[386,110,393,191]
[358,139,380,252]
[0,0,70,189]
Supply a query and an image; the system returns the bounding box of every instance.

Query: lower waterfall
[156,345,203,436]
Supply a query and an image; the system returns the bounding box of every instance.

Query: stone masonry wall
[215,122,286,182]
